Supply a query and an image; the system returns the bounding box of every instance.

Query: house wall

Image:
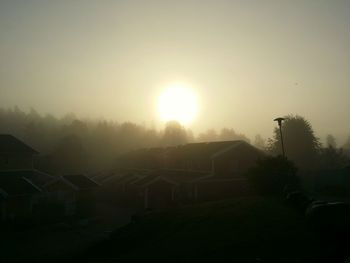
[45,181,77,216]
[195,180,251,201]
[3,196,33,220]
[76,189,96,217]
[213,146,263,177]
[0,153,34,170]
[144,180,175,209]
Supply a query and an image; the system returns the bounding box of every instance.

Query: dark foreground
[3,196,350,263]
[77,196,350,263]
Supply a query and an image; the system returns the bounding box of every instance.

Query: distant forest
[0,107,251,174]
[1,107,350,174]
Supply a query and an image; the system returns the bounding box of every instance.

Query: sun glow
[157,84,198,125]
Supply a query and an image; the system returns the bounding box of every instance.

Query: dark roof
[63,174,99,190]
[132,174,161,186]
[0,134,39,154]
[0,176,41,197]
[91,172,115,184]
[198,177,247,183]
[166,141,244,159]
[121,141,252,163]
[211,140,265,159]
[0,169,55,187]
[107,173,139,184]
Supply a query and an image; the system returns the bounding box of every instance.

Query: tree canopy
[267,115,321,169]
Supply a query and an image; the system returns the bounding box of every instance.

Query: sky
[1,0,350,143]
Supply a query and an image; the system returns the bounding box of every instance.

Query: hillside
[79,196,337,263]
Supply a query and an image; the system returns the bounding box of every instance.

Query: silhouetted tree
[343,136,350,150]
[197,129,218,142]
[218,128,250,143]
[162,121,188,146]
[343,136,350,158]
[318,134,349,169]
[318,146,349,170]
[267,115,321,169]
[326,134,337,148]
[254,134,266,150]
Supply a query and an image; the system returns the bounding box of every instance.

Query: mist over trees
[2,107,349,173]
[253,134,266,150]
[326,134,337,148]
[162,121,189,146]
[197,128,250,143]
[343,136,350,152]
[0,107,250,173]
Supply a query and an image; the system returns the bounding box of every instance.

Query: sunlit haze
[1,0,350,142]
[158,84,197,125]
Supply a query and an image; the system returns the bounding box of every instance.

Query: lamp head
[274,117,285,126]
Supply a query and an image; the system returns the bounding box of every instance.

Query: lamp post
[274,117,286,157]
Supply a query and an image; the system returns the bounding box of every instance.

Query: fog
[1,0,350,141]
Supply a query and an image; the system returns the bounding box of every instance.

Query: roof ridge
[0,134,39,154]
[22,176,42,192]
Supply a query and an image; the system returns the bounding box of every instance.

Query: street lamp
[274,117,286,157]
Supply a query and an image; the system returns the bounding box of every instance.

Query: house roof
[0,134,39,154]
[91,172,115,184]
[211,140,264,159]
[108,173,140,184]
[62,174,99,190]
[165,141,245,160]
[132,174,162,186]
[121,141,255,164]
[0,169,55,187]
[0,176,41,197]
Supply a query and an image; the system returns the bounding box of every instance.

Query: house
[117,148,166,170]
[0,174,41,221]
[163,140,264,177]
[118,141,263,176]
[0,134,38,170]
[44,174,99,216]
[0,134,53,221]
[0,134,100,221]
[113,141,264,209]
[0,169,57,221]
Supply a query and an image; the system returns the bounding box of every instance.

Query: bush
[247,156,299,196]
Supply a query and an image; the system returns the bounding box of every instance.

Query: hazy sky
[1,0,350,143]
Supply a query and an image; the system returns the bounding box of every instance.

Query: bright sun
[157,84,198,125]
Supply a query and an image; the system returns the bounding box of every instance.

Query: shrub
[247,155,298,196]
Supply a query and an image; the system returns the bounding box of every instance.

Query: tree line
[0,107,250,174]
[1,108,349,173]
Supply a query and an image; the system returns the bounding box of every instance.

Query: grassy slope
[84,196,327,263]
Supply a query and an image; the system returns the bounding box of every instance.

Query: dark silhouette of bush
[247,155,298,196]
